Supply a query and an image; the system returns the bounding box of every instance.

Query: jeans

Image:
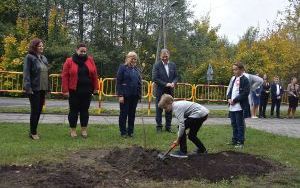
[119,95,139,136]
[29,91,46,135]
[179,115,208,153]
[230,110,245,144]
[68,92,92,128]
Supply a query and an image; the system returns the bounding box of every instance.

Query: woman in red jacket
[62,43,99,138]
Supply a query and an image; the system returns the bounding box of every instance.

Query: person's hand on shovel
[157,138,179,160]
[172,138,180,146]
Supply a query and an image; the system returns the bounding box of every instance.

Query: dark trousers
[119,95,139,136]
[29,90,46,135]
[259,95,269,117]
[230,110,245,144]
[68,92,92,128]
[179,115,208,154]
[155,90,173,129]
[271,98,281,117]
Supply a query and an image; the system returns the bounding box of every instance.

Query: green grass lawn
[1,123,300,187]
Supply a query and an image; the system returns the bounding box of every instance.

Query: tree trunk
[45,0,50,40]
[130,0,136,46]
[78,0,84,42]
[122,0,126,46]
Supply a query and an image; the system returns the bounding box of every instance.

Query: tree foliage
[0,0,298,86]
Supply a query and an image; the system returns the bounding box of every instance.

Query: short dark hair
[28,38,43,55]
[77,43,87,49]
[233,62,245,71]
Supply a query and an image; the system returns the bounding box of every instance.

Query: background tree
[0,0,298,85]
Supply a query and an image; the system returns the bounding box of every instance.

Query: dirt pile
[105,146,278,182]
[0,146,281,187]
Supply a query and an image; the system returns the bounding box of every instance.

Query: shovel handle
[164,143,177,156]
[170,143,177,148]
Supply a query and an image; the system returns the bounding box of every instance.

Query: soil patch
[105,146,280,182]
[0,146,282,187]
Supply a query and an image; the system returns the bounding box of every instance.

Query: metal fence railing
[0,71,297,114]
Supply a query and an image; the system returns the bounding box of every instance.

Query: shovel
[157,143,177,160]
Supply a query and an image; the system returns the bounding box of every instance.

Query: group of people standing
[23,39,99,140]
[227,64,300,149]
[22,37,299,157]
[249,74,299,119]
[22,37,177,141]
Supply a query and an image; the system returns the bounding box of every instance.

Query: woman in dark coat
[259,74,270,118]
[23,38,49,140]
[287,77,299,118]
[116,51,142,137]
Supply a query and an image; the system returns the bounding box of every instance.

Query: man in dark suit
[270,76,284,118]
[152,49,178,132]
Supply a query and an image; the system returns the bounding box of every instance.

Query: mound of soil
[0,146,281,187]
[105,146,278,182]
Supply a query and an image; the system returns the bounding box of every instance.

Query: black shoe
[121,134,127,138]
[165,127,175,133]
[190,149,208,155]
[156,126,162,133]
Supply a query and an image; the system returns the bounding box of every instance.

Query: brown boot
[81,127,88,138]
[70,128,77,138]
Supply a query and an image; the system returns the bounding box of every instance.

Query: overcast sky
[189,0,289,43]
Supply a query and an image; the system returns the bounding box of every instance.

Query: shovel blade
[157,153,167,160]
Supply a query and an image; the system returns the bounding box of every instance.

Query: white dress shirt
[276,84,280,95]
[163,61,169,77]
[229,76,242,112]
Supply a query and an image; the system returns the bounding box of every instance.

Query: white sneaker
[169,151,188,158]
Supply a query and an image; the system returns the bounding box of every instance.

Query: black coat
[270,83,284,100]
[116,64,142,98]
[227,75,251,115]
[152,61,178,96]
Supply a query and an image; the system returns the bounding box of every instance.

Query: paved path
[0,113,299,138]
[0,97,290,111]
[0,97,232,110]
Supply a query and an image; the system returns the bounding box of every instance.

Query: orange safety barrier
[0,71,297,113]
[49,74,62,94]
[174,83,194,101]
[195,84,228,103]
[0,71,23,93]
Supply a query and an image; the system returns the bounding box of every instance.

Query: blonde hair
[158,94,174,109]
[125,51,138,65]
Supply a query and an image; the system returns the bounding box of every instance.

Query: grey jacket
[172,101,209,137]
[23,53,49,93]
